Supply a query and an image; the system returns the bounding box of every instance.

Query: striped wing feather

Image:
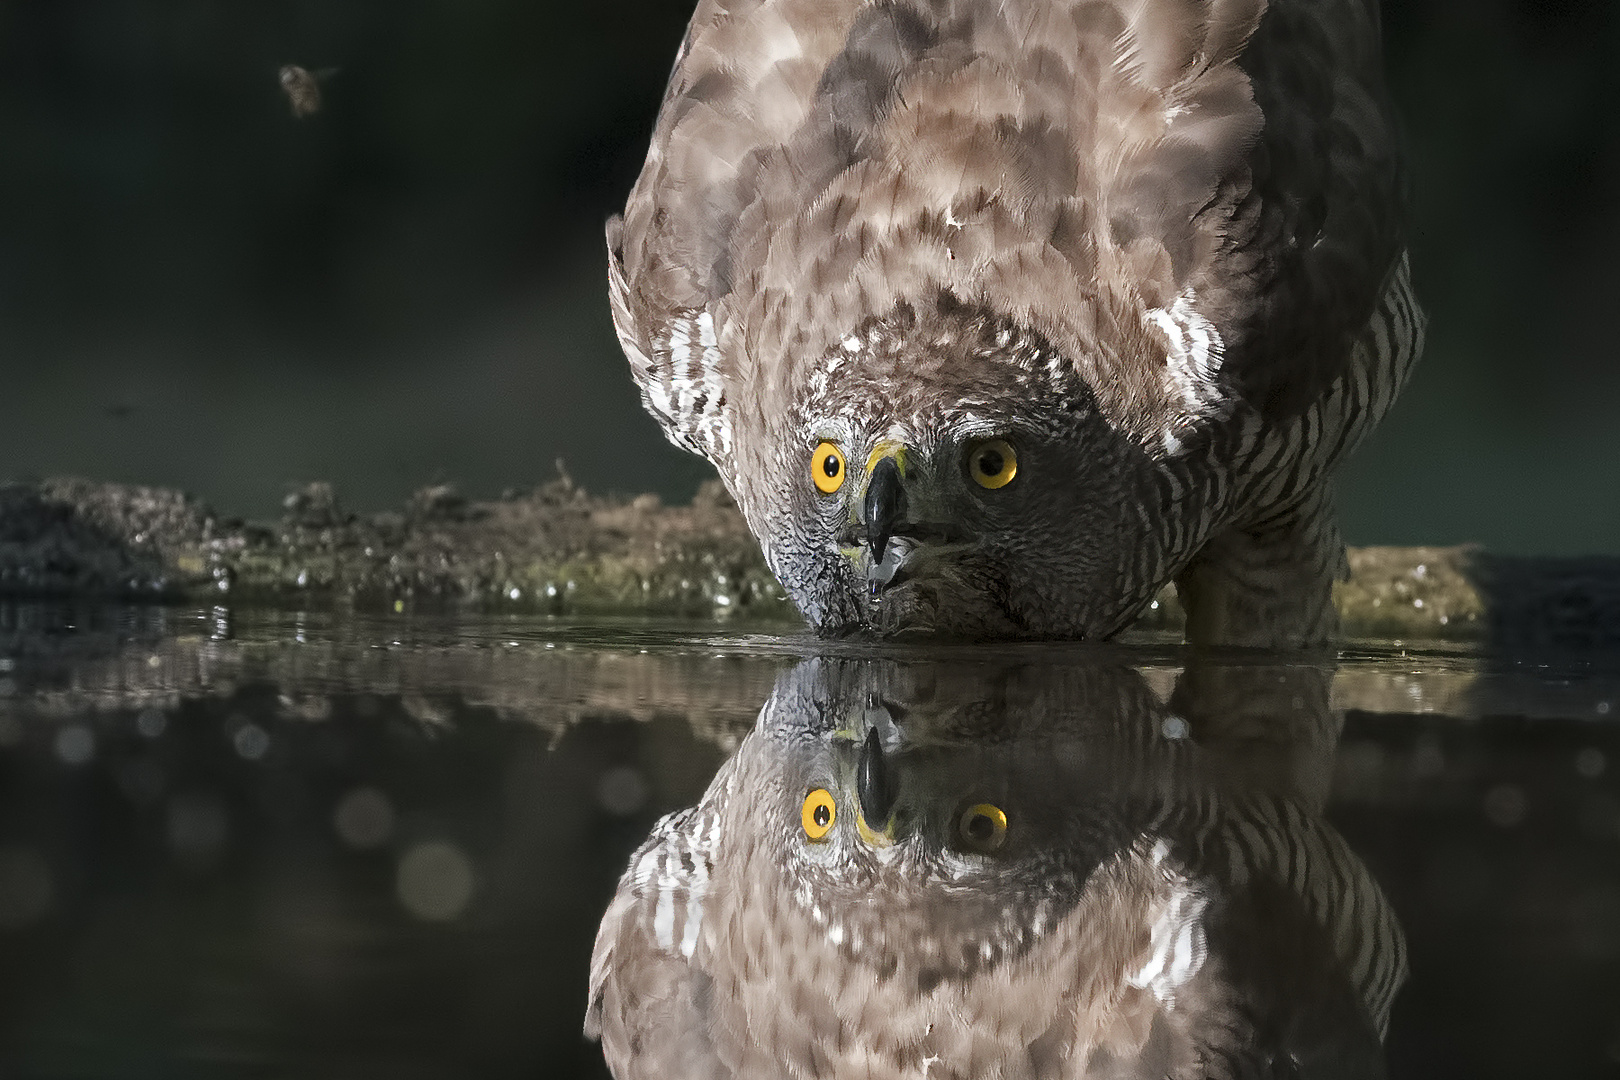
[585,805,731,1080]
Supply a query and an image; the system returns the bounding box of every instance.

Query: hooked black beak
[856,727,896,829]
[864,456,905,564]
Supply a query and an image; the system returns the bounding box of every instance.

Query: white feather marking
[697,310,719,358]
[678,852,707,958]
[657,311,733,459]
[1126,845,1209,1008]
[653,879,676,949]
[1147,290,1227,430]
[633,845,661,886]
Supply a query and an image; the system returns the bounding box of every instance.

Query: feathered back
[608,0,1400,467]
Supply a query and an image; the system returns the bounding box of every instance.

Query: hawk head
[743,294,1170,638]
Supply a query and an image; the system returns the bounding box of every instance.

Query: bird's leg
[1167,660,1342,813]
[1173,485,1347,650]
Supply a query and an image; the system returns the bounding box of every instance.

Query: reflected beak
[856,727,897,838]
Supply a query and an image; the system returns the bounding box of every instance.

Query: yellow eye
[957,803,1008,852]
[812,442,846,494]
[967,439,1017,489]
[802,789,837,840]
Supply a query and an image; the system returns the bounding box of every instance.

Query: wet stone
[1,479,1618,642]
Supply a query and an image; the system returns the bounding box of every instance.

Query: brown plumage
[586,658,1407,1078]
[608,0,1422,645]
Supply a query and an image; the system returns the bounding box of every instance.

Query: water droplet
[598,766,649,816]
[1576,747,1607,779]
[54,726,95,766]
[136,708,167,739]
[508,586,521,600]
[233,723,270,761]
[334,787,395,849]
[397,842,475,921]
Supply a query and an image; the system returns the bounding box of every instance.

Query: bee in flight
[278,65,338,118]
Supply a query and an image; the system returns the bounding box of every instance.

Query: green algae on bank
[0,475,789,622]
[2,476,1616,642]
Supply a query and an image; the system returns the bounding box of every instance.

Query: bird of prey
[607,0,1423,645]
[586,657,1407,1078]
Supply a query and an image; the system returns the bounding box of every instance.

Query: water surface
[0,603,1615,1077]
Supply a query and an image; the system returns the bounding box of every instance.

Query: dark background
[0,0,1616,554]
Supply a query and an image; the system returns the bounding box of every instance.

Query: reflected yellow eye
[812,442,846,494]
[968,439,1017,489]
[802,789,837,839]
[957,803,1008,852]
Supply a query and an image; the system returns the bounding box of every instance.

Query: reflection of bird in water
[587,658,1406,1078]
[278,65,336,118]
[607,0,1423,646]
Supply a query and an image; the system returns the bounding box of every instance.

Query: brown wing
[612,0,1405,455]
[1202,0,1406,421]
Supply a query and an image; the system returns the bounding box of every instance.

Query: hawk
[585,658,1408,1078]
[607,0,1423,645]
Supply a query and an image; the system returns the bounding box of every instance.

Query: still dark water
[0,603,1616,1078]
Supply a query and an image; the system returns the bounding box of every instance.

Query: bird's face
[749,678,1115,974]
[751,659,1160,909]
[777,719,1028,891]
[746,307,1165,638]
